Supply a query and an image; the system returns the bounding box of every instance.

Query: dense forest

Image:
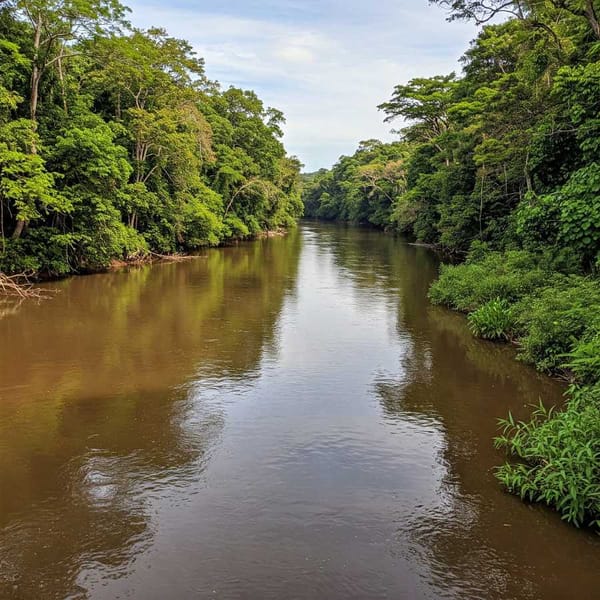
[304,0,600,529]
[0,0,302,278]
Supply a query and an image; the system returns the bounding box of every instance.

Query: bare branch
[0,272,56,299]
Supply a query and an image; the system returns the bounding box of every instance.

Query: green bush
[495,385,600,529]
[244,215,262,236]
[0,228,81,276]
[222,214,250,240]
[78,220,148,270]
[0,238,44,274]
[429,250,550,312]
[181,199,222,249]
[513,276,600,372]
[516,165,600,269]
[430,250,600,375]
[468,298,515,341]
[566,333,600,385]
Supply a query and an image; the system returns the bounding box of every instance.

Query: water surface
[1,223,598,599]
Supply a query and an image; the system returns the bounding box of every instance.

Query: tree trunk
[0,197,5,252]
[584,0,600,38]
[12,219,26,240]
[57,45,68,114]
[524,153,533,194]
[30,14,43,126]
[30,68,40,124]
[128,211,137,229]
[479,169,486,240]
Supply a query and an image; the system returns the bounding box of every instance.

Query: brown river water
[0,222,599,599]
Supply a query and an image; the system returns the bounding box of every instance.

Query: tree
[5,0,128,238]
[12,0,128,121]
[431,0,600,39]
[0,120,67,242]
[379,75,458,164]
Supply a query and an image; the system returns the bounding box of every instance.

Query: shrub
[516,164,600,269]
[429,250,550,312]
[78,220,148,270]
[244,215,262,236]
[1,228,85,276]
[181,199,222,249]
[468,298,515,341]
[566,333,600,385]
[0,238,44,274]
[222,214,250,240]
[495,385,600,529]
[513,276,600,372]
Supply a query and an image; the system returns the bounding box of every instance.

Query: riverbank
[107,227,289,270]
[429,247,600,529]
[0,228,292,295]
[108,227,289,271]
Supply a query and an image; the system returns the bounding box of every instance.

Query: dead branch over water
[0,272,54,299]
[148,251,195,262]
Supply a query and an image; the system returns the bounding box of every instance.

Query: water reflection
[320,223,599,599]
[1,223,599,600]
[0,231,302,599]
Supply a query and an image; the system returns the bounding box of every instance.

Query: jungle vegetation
[0,0,303,278]
[304,0,600,529]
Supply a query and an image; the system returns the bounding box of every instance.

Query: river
[0,222,598,599]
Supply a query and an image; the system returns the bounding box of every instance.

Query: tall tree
[6,0,128,238]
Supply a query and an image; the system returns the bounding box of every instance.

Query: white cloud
[127,1,479,170]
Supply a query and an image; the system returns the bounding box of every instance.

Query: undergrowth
[495,386,600,528]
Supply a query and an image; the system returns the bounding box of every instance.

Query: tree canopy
[305,6,600,269]
[0,1,302,275]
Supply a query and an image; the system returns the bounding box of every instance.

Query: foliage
[495,386,600,529]
[513,277,600,372]
[430,252,600,372]
[516,165,600,269]
[467,298,515,340]
[0,2,302,276]
[428,250,550,312]
[302,140,408,228]
[567,334,600,385]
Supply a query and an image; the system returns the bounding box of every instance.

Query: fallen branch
[0,272,54,299]
[148,251,195,263]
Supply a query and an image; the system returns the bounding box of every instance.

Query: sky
[127,1,479,171]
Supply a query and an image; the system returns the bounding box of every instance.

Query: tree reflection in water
[0,230,302,599]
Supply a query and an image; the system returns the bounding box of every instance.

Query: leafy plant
[428,250,550,312]
[468,298,515,340]
[565,334,600,385]
[495,386,600,529]
[513,276,600,372]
